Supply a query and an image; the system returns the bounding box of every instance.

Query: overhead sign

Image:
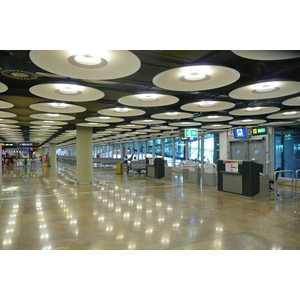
[252,127,267,136]
[184,129,198,138]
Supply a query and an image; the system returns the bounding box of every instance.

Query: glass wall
[155,139,162,158]
[175,137,185,166]
[275,129,300,177]
[164,138,173,166]
[146,140,153,157]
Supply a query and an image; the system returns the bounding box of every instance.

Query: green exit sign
[185,129,198,138]
[252,127,267,135]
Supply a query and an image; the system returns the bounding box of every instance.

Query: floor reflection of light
[161,238,169,244]
[3,239,12,245]
[173,223,180,227]
[116,235,124,239]
[137,205,142,210]
[146,228,153,234]
[42,246,52,250]
[128,243,136,249]
[106,226,113,232]
[41,234,49,239]
[134,222,141,227]
[98,216,105,221]
[158,217,165,222]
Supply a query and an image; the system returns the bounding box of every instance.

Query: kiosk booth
[146,158,165,179]
[217,160,269,199]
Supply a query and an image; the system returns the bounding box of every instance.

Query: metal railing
[273,170,294,200]
[295,169,300,197]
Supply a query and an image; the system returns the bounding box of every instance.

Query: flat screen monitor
[233,128,248,138]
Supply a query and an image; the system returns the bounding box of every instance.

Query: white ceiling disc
[168,121,202,127]
[30,126,62,129]
[150,125,178,130]
[282,96,300,106]
[229,106,280,116]
[151,111,193,119]
[181,100,235,112]
[153,65,240,91]
[0,111,17,118]
[85,116,124,123]
[118,93,179,107]
[76,123,110,127]
[131,119,166,125]
[29,102,86,113]
[30,120,68,126]
[29,113,75,121]
[30,50,141,80]
[29,83,104,102]
[0,124,20,128]
[202,124,232,129]
[116,124,146,129]
[267,110,300,119]
[0,119,19,124]
[194,115,233,122]
[229,81,300,100]
[0,82,8,93]
[229,119,267,125]
[138,129,161,133]
[264,121,296,126]
[0,99,14,108]
[232,50,300,60]
[97,107,146,117]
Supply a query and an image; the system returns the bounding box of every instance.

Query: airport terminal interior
[1,50,300,250]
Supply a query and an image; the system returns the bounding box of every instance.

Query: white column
[219,131,229,160]
[49,143,57,167]
[76,126,93,185]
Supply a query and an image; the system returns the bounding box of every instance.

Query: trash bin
[116,163,123,175]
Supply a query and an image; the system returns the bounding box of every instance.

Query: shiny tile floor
[1,162,300,250]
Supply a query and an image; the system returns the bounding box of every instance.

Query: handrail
[274,170,294,200]
[295,169,300,196]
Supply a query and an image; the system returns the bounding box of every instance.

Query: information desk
[146,158,165,179]
[217,160,268,199]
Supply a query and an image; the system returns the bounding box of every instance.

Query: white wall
[219,131,229,160]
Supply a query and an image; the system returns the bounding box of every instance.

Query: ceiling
[1,50,300,147]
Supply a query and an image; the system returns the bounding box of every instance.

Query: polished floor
[0,162,300,250]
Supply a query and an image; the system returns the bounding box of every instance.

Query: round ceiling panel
[168,121,202,127]
[85,116,124,123]
[131,119,166,125]
[118,93,179,107]
[76,123,110,127]
[229,106,280,116]
[181,100,235,112]
[0,99,14,109]
[229,119,267,125]
[0,111,17,118]
[194,115,233,122]
[29,50,141,80]
[29,83,104,102]
[0,82,8,93]
[29,102,86,113]
[282,96,300,106]
[153,65,240,91]
[97,107,146,117]
[29,113,75,121]
[232,50,300,60]
[30,120,68,126]
[229,81,300,100]
[151,111,193,120]
[267,110,300,119]
[202,124,232,129]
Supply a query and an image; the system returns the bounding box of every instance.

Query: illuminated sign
[252,127,267,136]
[184,129,198,138]
[181,137,197,141]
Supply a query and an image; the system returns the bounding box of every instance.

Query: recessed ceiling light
[246,107,261,111]
[47,113,60,117]
[74,53,102,66]
[242,119,253,122]
[88,123,97,125]
[165,112,178,116]
[207,115,219,119]
[140,94,157,101]
[254,83,278,93]
[283,111,298,115]
[115,108,129,112]
[184,72,206,81]
[212,124,222,127]
[99,116,110,119]
[182,67,210,81]
[51,103,68,108]
[58,85,79,94]
[198,101,216,107]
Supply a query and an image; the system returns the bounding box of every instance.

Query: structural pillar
[49,143,57,167]
[76,126,93,185]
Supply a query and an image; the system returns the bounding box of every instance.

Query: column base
[76,180,93,185]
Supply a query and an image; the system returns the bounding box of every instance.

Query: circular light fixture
[282,111,298,115]
[165,112,178,116]
[153,65,240,91]
[242,119,253,122]
[140,95,157,101]
[246,107,261,111]
[51,103,68,108]
[207,115,219,119]
[58,85,80,95]
[198,101,216,107]
[74,53,102,66]
[30,50,141,80]
[47,113,60,117]
[0,82,8,93]
[99,116,111,119]
[115,108,129,113]
[253,83,279,93]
